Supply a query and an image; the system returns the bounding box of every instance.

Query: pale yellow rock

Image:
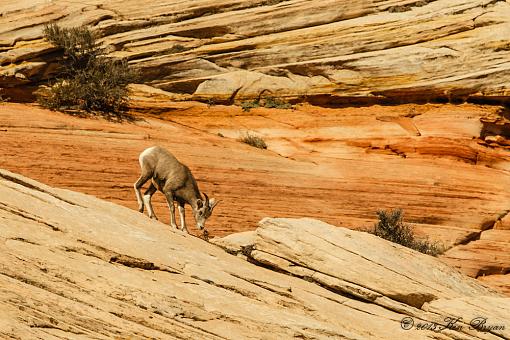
[209,230,255,255]
[253,218,498,308]
[424,296,510,338]
[1,0,509,102]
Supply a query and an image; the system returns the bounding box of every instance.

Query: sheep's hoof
[138,206,144,213]
[202,229,209,241]
[149,215,158,220]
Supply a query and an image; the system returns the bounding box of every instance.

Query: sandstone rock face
[215,218,498,308]
[214,218,510,340]
[1,0,510,103]
[1,102,509,295]
[1,168,508,339]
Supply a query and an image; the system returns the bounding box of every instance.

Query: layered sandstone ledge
[1,168,509,339]
[1,0,510,103]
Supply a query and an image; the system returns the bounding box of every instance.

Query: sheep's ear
[196,199,203,208]
[209,198,219,211]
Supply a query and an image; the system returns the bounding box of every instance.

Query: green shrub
[263,97,292,109]
[370,209,444,256]
[38,23,137,119]
[240,97,292,112]
[238,132,267,149]
[241,100,260,112]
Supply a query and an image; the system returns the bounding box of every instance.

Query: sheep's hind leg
[163,191,178,229]
[134,170,152,213]
[143,182,158,219]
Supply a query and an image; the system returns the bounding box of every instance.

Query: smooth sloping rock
[0,169,508,339]
[246,218,498,310]
[210,217,510,339]
[424,297,510,338]
[1,0,510,103]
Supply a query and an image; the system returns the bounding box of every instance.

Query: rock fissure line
[228,272,294,298]
[0,270,97,311]
[312,232,441,284]
[189,274,261,301]
[250,247,382,303]
[269,229,447,298]
[0,202,62,232]
[0,171,80,206]
[67,240,184,274]
[3,300,92,337]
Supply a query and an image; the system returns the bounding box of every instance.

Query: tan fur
[134,146,218,232]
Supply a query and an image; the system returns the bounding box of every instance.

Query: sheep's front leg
[178,203,188,233]
[164,192,178,229]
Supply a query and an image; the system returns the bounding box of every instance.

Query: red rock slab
[478,274,510,296]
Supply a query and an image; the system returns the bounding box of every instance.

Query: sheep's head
[194,193,218,230]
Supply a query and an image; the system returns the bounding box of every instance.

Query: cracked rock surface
[213,217,510,339]
[1,168,509,339]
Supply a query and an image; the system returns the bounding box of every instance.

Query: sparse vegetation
[388,0,432,13]
[238,131,267,149]
[263,97,292,109]
[241,99,260,112]
[240,96,292,112]
[38,23,138,120]
[369,209,444,256]
[0,93,10,104]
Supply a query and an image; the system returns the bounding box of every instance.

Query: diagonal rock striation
[1,168,510,339]
[1,0,510,104]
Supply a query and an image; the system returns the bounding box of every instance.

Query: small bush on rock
[370,209,444,256]
[263,97,292,109]
[38,23,137,120]
[240,96,292,112]
[238,131,267,149]
[241,100,260,112]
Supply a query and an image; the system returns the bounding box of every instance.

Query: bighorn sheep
[134,146,218,233]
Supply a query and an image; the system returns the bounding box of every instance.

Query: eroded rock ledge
[1,168,509,339]
[211,218,501,307]
[1,0,510,104]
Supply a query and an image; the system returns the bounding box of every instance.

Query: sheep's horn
[203,192,210,207]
